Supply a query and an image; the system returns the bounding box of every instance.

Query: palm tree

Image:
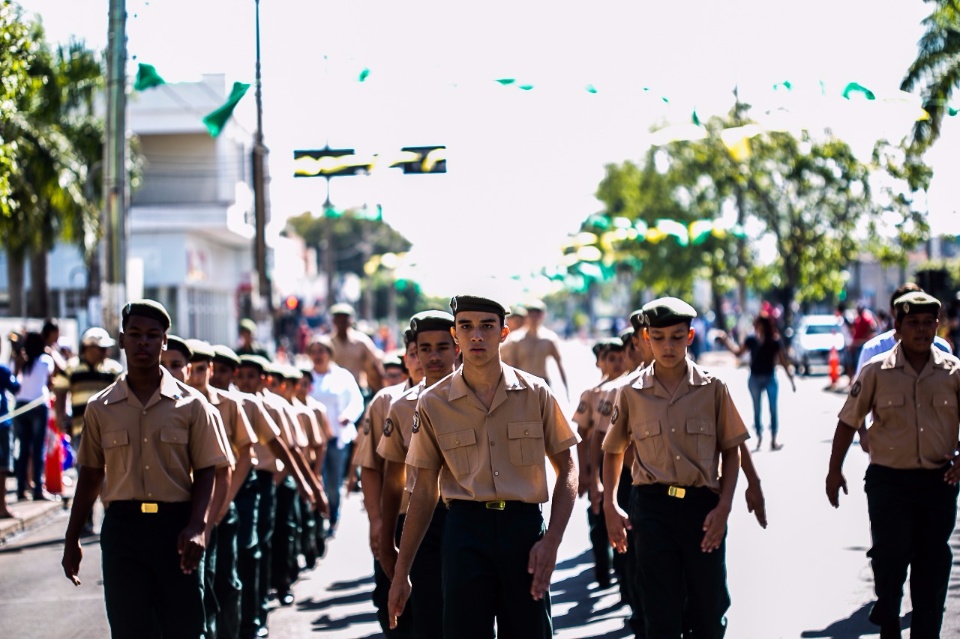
[901,0,960,152]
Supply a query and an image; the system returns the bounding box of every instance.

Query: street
[1,340,958,638]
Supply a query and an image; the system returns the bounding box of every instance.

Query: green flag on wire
[202,82,251,137]
[134,63,165,91]
[358,68,371,82]
[842,82,875,100]
[495,78,516,86]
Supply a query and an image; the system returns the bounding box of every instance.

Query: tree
[901,0,960,151]
[0,1,37,219]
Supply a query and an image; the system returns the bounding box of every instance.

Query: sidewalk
[1,473,72,543]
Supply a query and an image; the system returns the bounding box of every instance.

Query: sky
[16,0,960,299]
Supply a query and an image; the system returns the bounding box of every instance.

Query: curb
[0,498,69,544]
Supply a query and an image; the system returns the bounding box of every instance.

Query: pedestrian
[602,297,749,638]
[12,331,55,502]
[388,295,579,638]
[61,299,231,639]
[715,313,796,451]
[379,310,459,639]
[826,291,960,639]
[54,327,123,445]
[500,298,570,400]
[0,357,21,519]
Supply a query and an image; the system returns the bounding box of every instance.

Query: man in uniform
[500,298,569,400]
[602,297,748,638]
[61,300,231,638]
[379,311,459,639]
[506,304,527,333]
[329,303,386,394]
[237,319,270,359]
[161,334,192,382]
[388,295,579,638]
[826,291,960,639]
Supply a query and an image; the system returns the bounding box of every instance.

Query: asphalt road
[1,341,958,638]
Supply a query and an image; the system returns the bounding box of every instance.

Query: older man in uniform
[602,297,748,638]
[61,300,231,639]
[329,303,386,394]
[500,298,570,400]
[827,291,960,639]
[388,295,579,638]
[379,310,459,639]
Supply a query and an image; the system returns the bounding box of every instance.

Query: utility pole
[252,0,272,316]
[100,0,128,337]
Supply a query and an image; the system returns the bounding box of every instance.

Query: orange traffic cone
[828,347,841,386]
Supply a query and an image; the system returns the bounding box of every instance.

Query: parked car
[792,314,845,375]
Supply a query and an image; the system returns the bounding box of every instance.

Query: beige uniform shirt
[355,381,410,474]
[602,362,749,492]
[839,344,960,469]
[500,327,562,380]
[378,381,425,505]
[236,391,283,472]
[332,328,383,388]
[301,396,329,446]
[292,399,323,449]
[572,385,601,436]
[78,369,230,505]
[260,390,302,449]
[407,365,579,504]
[202,386,257,460]
[595,370,643,435]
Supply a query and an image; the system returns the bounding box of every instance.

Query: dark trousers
[616,475,644,636]
[372,514,416,638]
[203,524,220,638]
[630,485,729,639]
[587,505,612,587]
[235,471,260,639]
[271,476,300,595]
[865,464,959,638]
[100,501,204,639]
[13,402,47,498]
[409,502,446,639]
[442,501,552,639]
[215,503,242,639]
[256,473,277,628]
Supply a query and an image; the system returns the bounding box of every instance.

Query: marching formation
[37,282,960,639]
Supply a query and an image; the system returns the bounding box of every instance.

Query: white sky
[17,0,960,297]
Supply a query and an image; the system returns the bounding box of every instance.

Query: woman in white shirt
[13,332,55,501]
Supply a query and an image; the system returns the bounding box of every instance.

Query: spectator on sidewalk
[0,359,21,518]
[12,332,55,502]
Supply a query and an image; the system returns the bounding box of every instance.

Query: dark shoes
[278,591,294,607]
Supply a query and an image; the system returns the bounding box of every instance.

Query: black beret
[601,336,626,352]
[629,309,647,331]
[280,364,303,382]
[591,341,606,358]
[410,310,455,336]
[186,339,215,362]
[165,335,192,358]
[893,291,941,320]
[641,297,697,328]
[261,360,283,378]
[620,327,635,346]
[122,299,171,331]
[449,295,510,318]
[238,318,257,334]
[238,354,269,373]
[299,367,313,379]
[403,329,415,348]
[523,298,546,312]
[212,344,241,368]
[382,354,405,369]
[329,303,355,316]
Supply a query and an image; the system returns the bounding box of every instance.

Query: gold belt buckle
[485,500,506,511]
[667,486,686,499]
[140,502,159,514]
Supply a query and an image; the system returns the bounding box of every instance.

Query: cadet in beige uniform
[329,303,386,394]
[61,300,231,639]
[826,292,960,639]
[602,298,748,639]
[388,295,579,639]
[500,298,569,399]
[379,311,458,639]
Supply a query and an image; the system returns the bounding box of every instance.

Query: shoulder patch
[412,411,420,434]
[611,405,619,425]
[383,418,394,437]
[599,400,612,416]
[576,401,587,413]
[850,381,861,398]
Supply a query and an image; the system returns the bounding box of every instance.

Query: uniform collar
[631,359,713,398]
[103,367,186,406]
[448,363,524,407]
[202,386,221,405]
[883,342,953,373]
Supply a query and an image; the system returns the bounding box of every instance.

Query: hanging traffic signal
[398,146,447,174]
[293,147,363,178]
[284,295,300,311]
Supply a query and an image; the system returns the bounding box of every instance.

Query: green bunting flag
[202,82,251,137]
[842,81,876,100]
[134,63,165,91]
[496,78,516,86]
[358,68,371,82]
[773,80,792,92]
[585,84,598,94]
[950,107,959,117]
[692,109,701,126]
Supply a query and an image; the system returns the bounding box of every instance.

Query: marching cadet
[186,340,258,639]
[826,291,960,639]
[329,303,386,394]
[160,334,192,382]
[356,337,421,638]
[379,310,459,639]
[602,297,749,638]
[61,300,231,639]
[294,367,333,564]
[500,298,570,400]
[388,295,579,638]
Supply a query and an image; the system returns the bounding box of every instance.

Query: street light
[252,0,272,314]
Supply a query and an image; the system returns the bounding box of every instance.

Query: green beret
[329,303,355,317]
[601,336,625,352]
[165,335,192,358]
[280,364,303,382]
[620,327,635,346]
[641,297,697,328]
[382,354,404,369]
[449,295,510,319]
[238,354,269,373]
[238,318,257,334]
[410,310,455,336]
[212,345,241,368]
[261,360,283,378]
[591,341,606,358]
[122,299,171,331]
[298,367,313,379]
[186,339,215,362]
[893,291,941,319]
[403,329,415,348]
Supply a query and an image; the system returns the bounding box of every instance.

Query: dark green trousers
[203,523,220,638]
[630,485,729,639]
[865,464,959,638]
[299,495,318,570]
[372,514,416,638]
[442,501,552,639]
[617,472,644,636]
[100,501,204,639]
[409,502,446,639]
[271,476,300,595]
[256,473,277,629]
[235,470,260,639]
[215,503,241,639]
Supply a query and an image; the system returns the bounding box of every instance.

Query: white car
[793,314,846,375]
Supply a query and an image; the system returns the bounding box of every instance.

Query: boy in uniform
[826,291,960,639]
[602,297,748,638]
[388,295,579,638]
[61,300,231,638]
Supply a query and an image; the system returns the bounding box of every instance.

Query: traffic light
[293,147,364,178]
[397,146,447,174]
[284,295,300,312]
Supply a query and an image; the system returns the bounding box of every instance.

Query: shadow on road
[551,549,635,638]
[309,610,379,633]
[800,602,910,638]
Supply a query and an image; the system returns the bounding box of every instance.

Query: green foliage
[0,1,38,218]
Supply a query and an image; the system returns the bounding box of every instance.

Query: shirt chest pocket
[632,419,664,462]
[932,394,958,417]
[438,428,479,478]
[686,418,717,461]
[507,422,545,466]
[102,429,129,473]
[876,393,904,413]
